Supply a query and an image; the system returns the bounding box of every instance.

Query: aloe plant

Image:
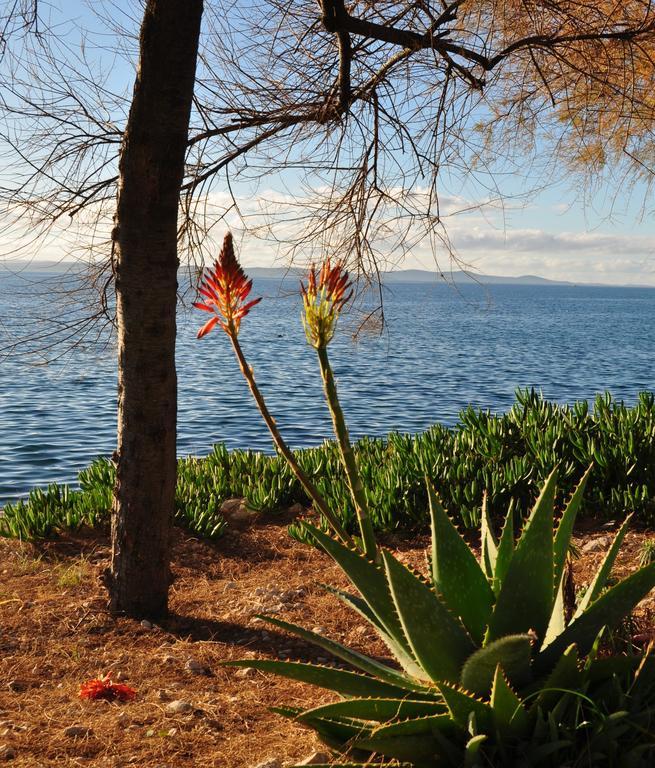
[300,260,378,560]
[227,469,655,766]
[197,247,655,764]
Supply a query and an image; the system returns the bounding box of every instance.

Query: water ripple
[1,274,654,503]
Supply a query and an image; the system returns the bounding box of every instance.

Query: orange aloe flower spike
[301,258,353,349]
[321,259,352,308]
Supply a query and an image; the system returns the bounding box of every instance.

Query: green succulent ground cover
[0,390,655,539]
[2,388,655,541]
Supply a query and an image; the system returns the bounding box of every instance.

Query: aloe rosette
[227,469,655,766]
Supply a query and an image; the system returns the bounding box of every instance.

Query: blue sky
[4,0,654,286]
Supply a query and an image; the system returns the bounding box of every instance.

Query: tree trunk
[109,0,204,618]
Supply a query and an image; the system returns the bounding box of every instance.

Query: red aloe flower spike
[79,673,137,702]
[193,232,261,338]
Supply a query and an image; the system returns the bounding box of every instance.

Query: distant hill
[246,266,573,286]
[0,260,591,287]
[376,269,572,286]
[0,260,77,274]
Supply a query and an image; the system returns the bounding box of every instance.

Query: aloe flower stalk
[194,234,351,546]
[301,260,378,561]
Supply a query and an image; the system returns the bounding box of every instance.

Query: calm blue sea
[1,270,654,503]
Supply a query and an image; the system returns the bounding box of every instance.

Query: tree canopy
[1,0,654,286]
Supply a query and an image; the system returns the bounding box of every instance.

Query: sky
[1,0,654,287]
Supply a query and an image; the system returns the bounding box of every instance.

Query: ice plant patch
[79,674,136,702]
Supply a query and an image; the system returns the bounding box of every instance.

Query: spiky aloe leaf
[428,483,494,644]
[352,733,444,765]
[298,698,445,723]
[287,713,371,744]
[486,469,557,643]
[370,714,458,738]
[542,574,565,649]
[460,634,533,696]
[272,705,368,751]
[553,466,592,595]
[307,524,422,678]
[357,715,460,765]
[223,660,414,698]
[322,584,387,633]
[534,644,580,710]
[490,665,529,738]
[257,615,432,695]
[537,561,655,672]
[492,500,514,595]
[382,550,475,683]
[367,712,464,766]
[464,734,487,767]
[436,682,493,731]
[573,514,633,619]
[322,584,424,676]
[480,493,497,579]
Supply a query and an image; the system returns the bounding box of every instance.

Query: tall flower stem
[316,345,378,561]
[229,334,353,547]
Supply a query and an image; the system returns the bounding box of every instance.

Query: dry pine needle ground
[1,511,654,767]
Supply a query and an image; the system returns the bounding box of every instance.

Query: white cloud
[440,226,655,285]
[3,186,653,286]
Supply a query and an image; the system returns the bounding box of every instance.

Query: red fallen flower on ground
[79,674,136,702]
[194,232,261,338]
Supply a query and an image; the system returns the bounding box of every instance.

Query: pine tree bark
[109,0,204,618]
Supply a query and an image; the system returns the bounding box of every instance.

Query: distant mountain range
[246,266,574,286]
[0,260,628,287]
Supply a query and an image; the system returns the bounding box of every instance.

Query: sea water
[1,270,653,503]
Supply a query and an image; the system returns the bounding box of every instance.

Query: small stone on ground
[0,745,16,761]
[582,537,609,553]
[185,658,210,675]
[296,752,331,765]
[252,760,281,768]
